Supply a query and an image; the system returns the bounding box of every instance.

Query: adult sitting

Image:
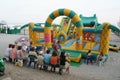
[9,45,17,63]
[50,51,59,72]
[28,47,38,69]
[43,50,51,70]
[37,51,44,69]
[3,44,12,61]
[59,51,70,75]
[17,46,28,66]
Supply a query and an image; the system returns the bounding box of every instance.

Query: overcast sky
[0,0,120,26]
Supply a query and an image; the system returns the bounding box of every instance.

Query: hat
[66,53,70,56]
[38,51,43,55]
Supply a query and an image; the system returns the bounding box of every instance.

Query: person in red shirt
[9,45,17,63]
[50,51,59,72]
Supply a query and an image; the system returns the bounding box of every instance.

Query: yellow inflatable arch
[44,8,83,50]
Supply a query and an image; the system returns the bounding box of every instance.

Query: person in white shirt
[22,43,27,53]
[3,44,12,61]
[37,51,44,69]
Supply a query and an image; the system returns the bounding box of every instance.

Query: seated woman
[50,51,59,72]
[9,45,17,63]
[59,51,70,75]
[37,51,44,69]
[28,47,38,69]
[17,46,28,66]
[3,44,12,61]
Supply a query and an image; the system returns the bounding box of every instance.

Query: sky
[0,0,120,26]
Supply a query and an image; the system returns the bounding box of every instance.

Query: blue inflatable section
[95,34,100,42]
[40,40,45,44]
[36,40,45,44]
[64,40,76,47]
[36,46,42,52]
[92,43,100,50]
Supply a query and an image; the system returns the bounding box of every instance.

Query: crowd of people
[3,38,106,76]
[3,40,70,75]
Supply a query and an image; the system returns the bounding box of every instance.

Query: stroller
[0,57,5,76]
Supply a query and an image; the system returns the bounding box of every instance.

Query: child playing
[96,52,106,66]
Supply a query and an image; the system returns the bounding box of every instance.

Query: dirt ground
[1,62,94,80]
